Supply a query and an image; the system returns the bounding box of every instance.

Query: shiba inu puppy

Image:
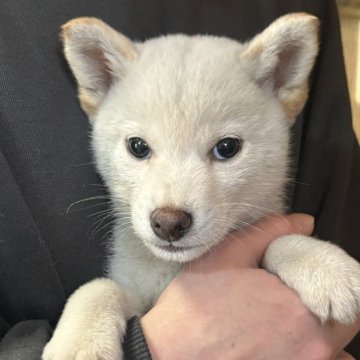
[43,13,360,359]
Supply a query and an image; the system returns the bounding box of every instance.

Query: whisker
[66,196,112,214]
[92,212,114,226]
[89,217,118,241]
[70,162,95,167]
[90,209,113,221]
[85,183,109,188]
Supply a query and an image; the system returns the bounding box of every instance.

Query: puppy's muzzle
[150,208,192,242]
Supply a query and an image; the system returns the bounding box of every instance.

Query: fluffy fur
[43,14,360,360]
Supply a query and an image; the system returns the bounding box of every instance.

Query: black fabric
[0,320,51,360]
[123,317,152,360]
[0,0,359,358]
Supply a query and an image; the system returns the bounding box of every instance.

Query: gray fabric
[0,321,51,360]
[0,0,359,357]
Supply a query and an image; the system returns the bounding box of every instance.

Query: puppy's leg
[263,235,360,324]
[42,278,130,360]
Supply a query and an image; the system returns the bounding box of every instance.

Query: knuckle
[268,215,294,235]
[307,340,334,360]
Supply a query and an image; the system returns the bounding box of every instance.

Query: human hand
[141,214,359,359]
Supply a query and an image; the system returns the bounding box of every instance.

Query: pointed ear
[241,13,319,122]
[61,17,138,118]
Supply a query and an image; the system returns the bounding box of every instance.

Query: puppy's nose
[150,208,192,242]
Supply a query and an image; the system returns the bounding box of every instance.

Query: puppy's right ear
[61,17,137,119]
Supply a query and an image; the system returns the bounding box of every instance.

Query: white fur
[43,14,360,360]
[263,235,360,324]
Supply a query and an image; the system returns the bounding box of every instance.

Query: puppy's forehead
[138,34,243,68]
[134,35,246,100]
[118,35,260,136]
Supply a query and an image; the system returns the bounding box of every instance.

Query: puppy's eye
[212,137,241,160]
[128,137,151,159]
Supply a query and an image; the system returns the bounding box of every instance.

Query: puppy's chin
[144,242,207,263]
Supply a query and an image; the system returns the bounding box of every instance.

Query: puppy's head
[62,14,319,262]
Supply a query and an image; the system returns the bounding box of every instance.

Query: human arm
[141,214,359,359]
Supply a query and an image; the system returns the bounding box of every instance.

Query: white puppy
[43,13,360,359]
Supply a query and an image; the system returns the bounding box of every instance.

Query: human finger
[187,213,314,271]
[336,350,356,360]
[328,319,360,357]
[232,213,315,267]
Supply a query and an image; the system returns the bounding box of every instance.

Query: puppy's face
[62,14,319,262]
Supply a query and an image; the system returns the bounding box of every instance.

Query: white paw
[263,234,360,324]
[42,337,123,360]
[42,278,129,360]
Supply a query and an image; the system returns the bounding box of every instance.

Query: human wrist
[141,308,198,360]
[140,311,168,360]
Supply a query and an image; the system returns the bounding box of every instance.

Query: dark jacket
[0,0,359,358]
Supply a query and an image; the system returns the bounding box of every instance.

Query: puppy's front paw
[42,333,124,360]
[263,235,360,324]
[42,278,129,360]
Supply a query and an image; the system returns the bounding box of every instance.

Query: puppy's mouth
[155,244,202,253]
[145,241,205,262]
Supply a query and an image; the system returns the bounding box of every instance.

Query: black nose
[150,208,192,242]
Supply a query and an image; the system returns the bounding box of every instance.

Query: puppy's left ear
[61,17,138,119]
[241,13,319,122]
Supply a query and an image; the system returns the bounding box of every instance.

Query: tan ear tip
[287,12,320,27]
[277,12,317,24]
[60,23,70,42]
[303,14,320,31]
[60,19,80,41]
[312,17,321,33]
[60,17,105,40]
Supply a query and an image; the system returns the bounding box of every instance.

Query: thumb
[336,351,356,360]
[187,213,314,271]
[235,213,315,268]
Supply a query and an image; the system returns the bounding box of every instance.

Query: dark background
[0,0,359,357]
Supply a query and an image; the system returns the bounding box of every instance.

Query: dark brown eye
[128,137,151,159]
[212,137,241,160]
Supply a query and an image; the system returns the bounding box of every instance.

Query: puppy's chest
[108,229,182,314]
